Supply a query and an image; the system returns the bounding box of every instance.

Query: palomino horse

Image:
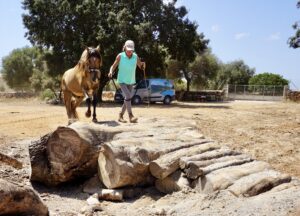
[61,46,102,124]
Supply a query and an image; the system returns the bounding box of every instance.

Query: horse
[61,46,102,124]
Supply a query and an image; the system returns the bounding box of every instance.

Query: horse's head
[78,45,102,83]
[86,45,102,71]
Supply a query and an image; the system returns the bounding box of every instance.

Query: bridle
[87,49,101,81]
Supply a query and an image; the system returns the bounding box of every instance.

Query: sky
[0,0,299,89]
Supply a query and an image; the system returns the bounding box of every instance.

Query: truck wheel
[163,96,172,105]
[132,95,142,105]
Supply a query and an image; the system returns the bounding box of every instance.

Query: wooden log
[155,170,190,194]
[29,121,120,186]
[183,154,252,180]
[0,152,22,169]
[227,170,291,197]
[0,179,48,216]
[185,154,251,168]
[98,143,157,189]
[149,142,219,179]
[179,148,241,169]
[191,161,270,193]
[201,157,253,175]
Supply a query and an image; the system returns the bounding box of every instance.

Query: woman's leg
[120,84,133,114]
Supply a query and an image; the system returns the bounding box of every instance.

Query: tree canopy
[289,0,300,48]
[1,47,44,90]
[22,0,208,97]
[249,73,289,86]
[209,60,255,89]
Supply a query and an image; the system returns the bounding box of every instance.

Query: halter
[87,49,102,81]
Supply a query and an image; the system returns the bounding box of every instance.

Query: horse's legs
[63,90,73,123]
[85,98,91,118]
[92,92,98,123]
[72,96,84,119]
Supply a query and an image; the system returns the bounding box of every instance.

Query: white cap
[124,40,135,51]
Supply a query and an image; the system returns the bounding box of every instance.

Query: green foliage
[40,88,56,100]
[22,0,208,97]
[211,60,255,89]
[288,1,300,48]
[1,47,42,90]
[249,73,289,86]
[188,52,219,90]
[0,85,5,92]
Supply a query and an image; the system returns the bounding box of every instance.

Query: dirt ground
[0,97,300,215]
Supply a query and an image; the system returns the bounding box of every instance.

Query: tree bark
[149,142,218,179]
[227,170,291,197]
[0,179,48,216]
[179,148,241,169]
[191,161,271,193]
[98,143,158,189]
[0,152,22,169]
[29,121,120,186]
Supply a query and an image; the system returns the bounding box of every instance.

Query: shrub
[40,88,55,100]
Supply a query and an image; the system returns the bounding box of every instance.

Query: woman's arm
[108,54,121,78]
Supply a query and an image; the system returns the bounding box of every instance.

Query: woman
[108,40,146,123]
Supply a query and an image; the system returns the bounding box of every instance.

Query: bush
[40,88,56,100]
[0,85,5,92]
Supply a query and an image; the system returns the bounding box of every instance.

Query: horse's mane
[77,49,89,71]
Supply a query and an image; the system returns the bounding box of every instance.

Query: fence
[225,84,288,101]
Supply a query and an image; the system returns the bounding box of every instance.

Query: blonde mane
[77,49,89,71]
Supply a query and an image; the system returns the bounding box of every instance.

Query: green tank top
[117,52,137,84]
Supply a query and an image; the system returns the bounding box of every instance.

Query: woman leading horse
[61,46,102,124]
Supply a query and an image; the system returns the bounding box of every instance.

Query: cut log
[183,154,252,180]
[227,170,291,197]
[0,179,48,216]
[29,121,120,186]
[0,152,22,169]
[155,170,190,194]
[98,143,157,189]
[201,157,253,175]
[191,161,270,193]
[185,154,251,169]
[149,142,219,179]
[179,148,241,169]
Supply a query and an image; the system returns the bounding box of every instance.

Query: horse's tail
[59,76,66,104]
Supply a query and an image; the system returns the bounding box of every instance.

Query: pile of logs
[29,118,296,200]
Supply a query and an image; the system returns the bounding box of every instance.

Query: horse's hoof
[85,110,91,118]
[92,118,98,123]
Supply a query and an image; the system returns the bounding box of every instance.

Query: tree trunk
[149,141,218,179]
[191,161,271,193]
[0,179,48,216]
[29,122,120,186]
[98,143,158,189]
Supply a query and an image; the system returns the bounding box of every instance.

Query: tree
[288,1,300,48]
[22,0,208,99]
[212,60,255,89]
[1,47,44,90]
[249,73,289,86]
[189,52,219,90]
